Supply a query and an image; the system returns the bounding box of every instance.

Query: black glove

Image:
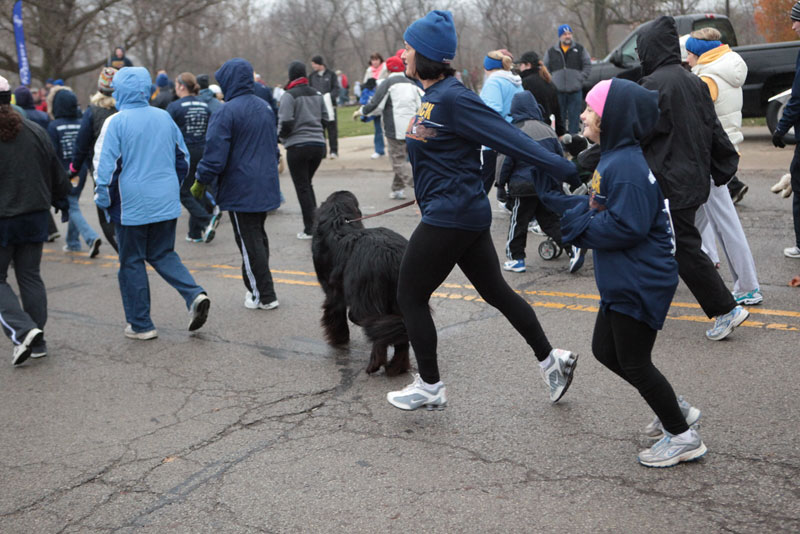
[53,197,70,223]
[773,132,787,149]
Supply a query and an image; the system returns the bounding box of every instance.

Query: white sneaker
[12,328,43,366]
[387,373,447,411]
[528,220,545,236]
[370,152,383,159]
[244,291,279,310]
[540,349,578,403]
[638,429,707,468]
[705,305,749,341]
[329,152,338,159]
[784,246,800,258]
[297,231,313,240]
[124,324,158,340]
[389,190,406,200]
[188,293,210,331]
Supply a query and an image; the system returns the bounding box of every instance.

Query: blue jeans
[116,219,204,332]
[66,194,100,251]
[557,91,584,135]
[373,116,385,155]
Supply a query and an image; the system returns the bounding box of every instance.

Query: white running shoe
[389,190,406,200]
[528,220,545,236]
[540,349,578,403]
[643,396,701,439]
[705,305,749,341]
[244,291,279,310]
[637,429,707,468]
[12,328,43,366]
[297,231,313,240]
[387,373,447,411]
[784,246,800,258]
[188,293,210,331]
[124,324,158,340]
[370,152,384,159]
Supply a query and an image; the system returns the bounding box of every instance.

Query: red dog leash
[346,199,417,224]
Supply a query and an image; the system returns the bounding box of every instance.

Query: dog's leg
[385,342,411,376]
[366,343,388,374]
[322,293,349,346]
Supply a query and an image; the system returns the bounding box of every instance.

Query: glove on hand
[190,181,206,199]
[773,132,786,149]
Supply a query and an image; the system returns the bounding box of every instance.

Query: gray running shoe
[706,305,749,341]
[387,373,446,411]
[638,429,707,468]
[643,396,701,439]
[540,349,578,403]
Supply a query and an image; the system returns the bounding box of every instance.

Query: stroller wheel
[538,239,558,260]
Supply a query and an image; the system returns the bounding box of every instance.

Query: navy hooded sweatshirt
[195,58,280,213]
[534,78,678,330]
[47,90,88,194]
[405,76,578,231]
[497,91,564,198]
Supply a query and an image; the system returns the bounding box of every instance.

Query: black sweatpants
[397,222,553,384]
[287,144,325,234]
[671,206,736,318]
[229,211,277,304]
[323,117,338,155]
[506,196,563,260]
[591,309,688,435]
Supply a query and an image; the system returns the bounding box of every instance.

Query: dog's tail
[362,315,408,346]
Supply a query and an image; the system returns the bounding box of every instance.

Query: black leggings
[397,222,553,384]
[591,309,688,435]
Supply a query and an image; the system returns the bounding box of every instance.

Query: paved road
[2,131,799,533]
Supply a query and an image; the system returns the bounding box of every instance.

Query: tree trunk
[592,0,609,59]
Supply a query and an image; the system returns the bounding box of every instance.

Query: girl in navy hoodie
[386,11,579,412]
[535,78,707,467]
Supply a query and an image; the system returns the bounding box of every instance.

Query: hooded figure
[47,89,82,170]
[13,86,49,130]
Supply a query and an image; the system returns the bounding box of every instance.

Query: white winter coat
[692,45,748,149]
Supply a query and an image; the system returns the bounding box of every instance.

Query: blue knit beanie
[558,24,572,37]
[404,10,457,63]
[155,73,169,87]
[685,37,721,58]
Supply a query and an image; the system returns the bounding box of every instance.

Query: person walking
[94,66,210,340]
[1,75,72,365]
[517,50,565,138]
[309,55,339,158]
[386,10,580,411]
[684,29,763,306]
[70,67,120,252]
[772,2,800,260]
[196,74,223,115]
[167,72,218,243]
[356,54,422,200]
[47,88,102,257]
[278,61,328,240]
[362,53,388,159]
[637,16,748,341]
[193,58,282,310]
[13,86,50,130]
[150,72,174,110]
[543,24,591,135]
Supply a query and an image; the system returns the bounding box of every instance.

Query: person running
[386,10,579,411]
[167,72,218,244]
[356,54,422,200]
[277,61,328,241]
[533,78,706,467]
[684,29,763,306]
[194,58,282,310]
[71,67,119,252]
[47,89,102,257]
[637,16,748,341]
[94,66,210,340]
[1,75,72,365]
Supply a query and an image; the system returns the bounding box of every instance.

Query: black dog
[312,191,410,376]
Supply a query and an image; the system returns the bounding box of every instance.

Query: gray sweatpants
[386,137,413,192]
[0,242,47,346]
[697,179,760,294]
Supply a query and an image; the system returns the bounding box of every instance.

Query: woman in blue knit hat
[386,10,580,412]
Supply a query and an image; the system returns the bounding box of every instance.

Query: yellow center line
[41,252,800,330]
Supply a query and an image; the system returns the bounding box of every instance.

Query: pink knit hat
[585,79,612,118]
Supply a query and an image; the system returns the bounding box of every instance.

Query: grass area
[743,117,766,127]
[337,105,376,138]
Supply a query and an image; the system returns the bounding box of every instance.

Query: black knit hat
[518,51,540,65]
[792,1,800,21]
[311,55,324,66]
[288,61,307,81]
[196,74,210,90]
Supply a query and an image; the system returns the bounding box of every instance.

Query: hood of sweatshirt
[509,90,544,123]
[12,86,34,109]
[215,58,255,101]
[52,89,80,119]
[637,16,682,76]
[112,67,152,110]
[487,69,522,87]
[600,78,659,153]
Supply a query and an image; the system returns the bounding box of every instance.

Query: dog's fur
[312,191,410,376]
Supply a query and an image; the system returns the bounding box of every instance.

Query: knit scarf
[286,77,308,90]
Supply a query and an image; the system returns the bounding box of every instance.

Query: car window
[621,36,639,63]
[692,19,738,47]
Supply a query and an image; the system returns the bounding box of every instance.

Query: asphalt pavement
[1,128,798,533]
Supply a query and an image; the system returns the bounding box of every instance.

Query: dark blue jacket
[776,49,800,137]
[535,79,678,330]
[14,88,50,130]
[253,83,278,122]
[47,90,87,194]
[405,76,578,231]
[195,58,280,213]
[497,92,564,198]
[167,96,211,148]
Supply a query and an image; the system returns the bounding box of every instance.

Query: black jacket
[637,16,738,210]
[309,68,339,105]
[520,68,565,137]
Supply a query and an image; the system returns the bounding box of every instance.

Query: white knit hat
[0,75,10,92]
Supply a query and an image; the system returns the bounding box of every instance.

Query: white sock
[674,429,695,441]
[539,354,553,369]
[421,380,443,392]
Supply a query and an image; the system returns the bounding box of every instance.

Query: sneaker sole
[89,239,101,258]
[552,353,579,403]
[638,442,708,468]
[124,330,158,340]
[784,251,800,259]
[188,297,210,331]
[732,185,748,205]
[13,329,44,366]
[502,266,526,273]
[706,309,750,341]
[387,397,447,411]
[736,296,763,306]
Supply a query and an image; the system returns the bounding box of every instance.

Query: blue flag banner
[13,1,31,86]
